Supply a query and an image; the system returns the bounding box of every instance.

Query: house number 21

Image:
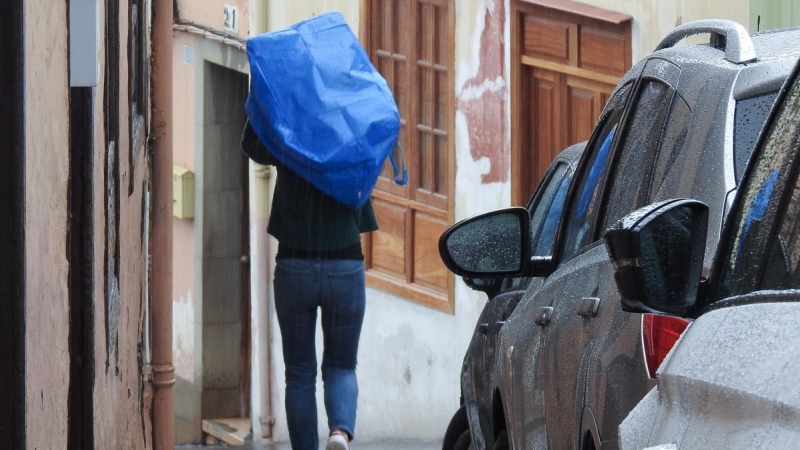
[223,4,238,33]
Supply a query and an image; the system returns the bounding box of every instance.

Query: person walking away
[241,121,377,450]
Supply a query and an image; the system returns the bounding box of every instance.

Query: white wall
[573,0,750,62]
[258,0,497,443]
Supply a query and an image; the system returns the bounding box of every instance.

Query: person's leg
[274,258,320,450]
[319,259,366,441]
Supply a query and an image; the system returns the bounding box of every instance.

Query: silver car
[440,20,800,450]
[611,53,800,450]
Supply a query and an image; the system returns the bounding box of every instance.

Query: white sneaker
[326,433,350,450]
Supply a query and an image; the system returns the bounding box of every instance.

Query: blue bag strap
[389,141,408,186]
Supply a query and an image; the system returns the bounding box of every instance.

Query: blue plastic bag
[245,11,406,210]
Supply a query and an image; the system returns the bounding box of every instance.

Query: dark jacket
[240,122,379,255]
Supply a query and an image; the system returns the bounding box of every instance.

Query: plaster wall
[177,0,252,39]
[173,31,199,387]
[572,0,750,62]
[89,0,151,446]
[24,2,70,448]
[24,0,151,447]
[254,1,496,443]
[266,0,362,33]
[171,31,250,444]
[751,0,800,30]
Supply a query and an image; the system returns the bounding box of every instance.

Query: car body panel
[619,52,800,450]
[446,22,800,450]
[493,25,800,450]
[620,301,800,450]
[461,143,584,450]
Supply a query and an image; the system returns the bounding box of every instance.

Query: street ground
[179,441,441,450]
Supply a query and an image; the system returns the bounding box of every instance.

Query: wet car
[439,20,800,450]
[441,143,585,450]
[612,55,800,450]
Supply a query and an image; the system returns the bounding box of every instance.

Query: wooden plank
[524,15,570,63]
[370,199,407,277]
[580,27,628,77]
[521,55,621,86]
[518,0,632,25]
[413,212,448,290]
[202,418,250,446]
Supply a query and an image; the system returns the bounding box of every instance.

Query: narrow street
[180,442,440,450]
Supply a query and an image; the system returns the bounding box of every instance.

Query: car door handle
[534,307,553,327]
[577,297,600,318]
[478,321,508,335]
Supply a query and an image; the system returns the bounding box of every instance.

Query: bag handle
[389,141,408,186]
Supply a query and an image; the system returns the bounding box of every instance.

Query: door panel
[511,0,631,205]
[539,244,607,449]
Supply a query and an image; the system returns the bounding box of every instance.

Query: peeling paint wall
[90,0,151,446]
[23,0,151,448]
[255,2,494,443]
[454,0,513,223]
[24,1,71,448]
[173,30,199,387]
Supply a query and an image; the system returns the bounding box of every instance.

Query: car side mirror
[604,199,709,317]
[439,207,531,278]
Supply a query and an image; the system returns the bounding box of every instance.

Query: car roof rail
[655,19,757,64]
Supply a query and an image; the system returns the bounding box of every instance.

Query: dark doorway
[0,0,26,446]
[68,86,96,450]
[200,62,250,421]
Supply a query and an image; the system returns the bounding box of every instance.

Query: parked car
[439,20,800,450]
[611,55,800,450]
[442,142,585,450]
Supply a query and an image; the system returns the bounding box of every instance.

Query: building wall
[751,0,800,30]
[178,0,251,38]
[22,0,152,448]
[92,0,152,446]
[24,1,71,447]
[255,2,488,442]
[573,0,750,61]
[172,0,251,440]
[172,0,787,445]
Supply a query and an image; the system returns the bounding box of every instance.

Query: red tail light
[641,314,690,379]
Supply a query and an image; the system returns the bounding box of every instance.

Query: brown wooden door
[511,0,632,205]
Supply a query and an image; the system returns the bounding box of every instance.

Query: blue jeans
[273,258,366,450]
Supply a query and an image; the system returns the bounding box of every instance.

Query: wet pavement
[179,442,441,450]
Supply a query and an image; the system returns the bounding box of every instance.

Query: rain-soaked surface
[446,212,522,273]
[179,442,440,450]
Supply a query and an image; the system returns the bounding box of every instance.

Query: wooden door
[511,0,632,205]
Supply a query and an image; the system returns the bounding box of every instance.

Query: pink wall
[177,0,251,39]
[23,0,151,448]
[24,2,70,447]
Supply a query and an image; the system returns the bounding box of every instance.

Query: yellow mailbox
[173,165,195,219]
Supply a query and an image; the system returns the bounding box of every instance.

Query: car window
[562,83,632,260]
[734,91,779,184]
[717,73,800,299]
[602,80,689,231]
[529,162,573,257]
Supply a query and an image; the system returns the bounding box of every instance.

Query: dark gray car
[439,20,800,450]
[610,53,800,450]
[441,143,585,450]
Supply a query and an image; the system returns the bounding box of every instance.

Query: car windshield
[717,70,800,299]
